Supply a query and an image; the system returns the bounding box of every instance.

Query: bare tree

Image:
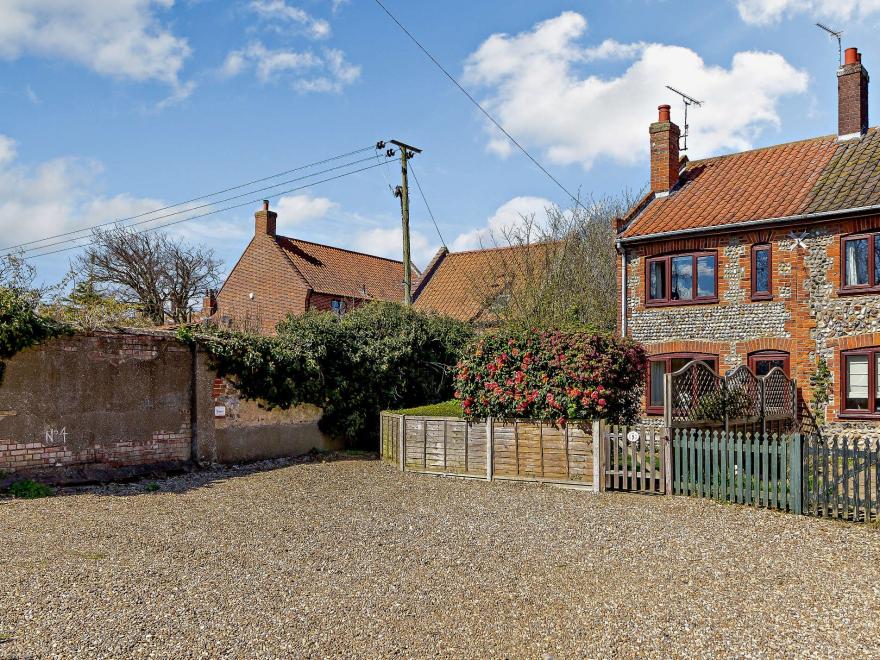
[0,252,37,296]
[76,227,222,325]
[471,191,641,332]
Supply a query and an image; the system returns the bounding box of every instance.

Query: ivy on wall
[0,288,69,383]
[180,301,473,444]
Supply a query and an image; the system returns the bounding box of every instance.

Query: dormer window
[646,251,717,305]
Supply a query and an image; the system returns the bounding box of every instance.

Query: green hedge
[181,302,473,444]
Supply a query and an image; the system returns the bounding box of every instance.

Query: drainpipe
[617,240,628,336]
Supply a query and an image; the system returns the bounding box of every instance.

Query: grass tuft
[7,480,53,499]
[389,400,464,417]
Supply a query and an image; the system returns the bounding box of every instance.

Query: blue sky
[2,0,880,286]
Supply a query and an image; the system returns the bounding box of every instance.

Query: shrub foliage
[455,328,647,425]
[0,288,69,382]
[181,302,473,443]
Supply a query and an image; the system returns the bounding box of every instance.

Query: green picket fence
[672,429,802,514]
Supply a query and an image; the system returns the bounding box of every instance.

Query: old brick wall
[621,214,880,434]
[215,235,310,334]
[0,330,339,483]
[307,292,371,313]
[0,332,201,482]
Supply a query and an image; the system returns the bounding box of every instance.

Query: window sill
[837,287,880,297]
[837,412,880,420]
[750,293,773,302]
[644,297,719,308]
[645,407,664,416]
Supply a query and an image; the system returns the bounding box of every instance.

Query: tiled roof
[275,236,410,301]
[413,242,557,323]
[620,128,880,240]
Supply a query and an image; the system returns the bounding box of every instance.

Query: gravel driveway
[2,455,879,658]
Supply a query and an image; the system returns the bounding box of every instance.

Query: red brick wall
[307,292,371,313]
[215,235,311,334]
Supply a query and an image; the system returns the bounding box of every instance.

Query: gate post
[399,414,406,472]
[592,419,605,493]
[791,432,803,515]
[485,416,494,481]
[760,377,766,436]
[663,429,673,495]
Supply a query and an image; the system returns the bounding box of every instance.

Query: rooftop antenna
[816,22,843,65]
[665,85,703,152]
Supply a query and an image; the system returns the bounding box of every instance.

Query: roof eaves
[618,202,880,244]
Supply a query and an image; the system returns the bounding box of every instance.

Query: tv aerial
[665,85,703,152]
[816,22,843,65]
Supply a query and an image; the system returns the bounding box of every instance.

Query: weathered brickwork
[216,234,311,334]
[0,332,199,480]
[621,213,880,432]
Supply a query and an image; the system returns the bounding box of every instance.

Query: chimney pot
[845,47,859,65]
[262,199,270,211]
[658,104,671,122]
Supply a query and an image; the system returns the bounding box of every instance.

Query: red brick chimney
[650,104,681,195]
[255,199,277,236]
[838,47,869,138]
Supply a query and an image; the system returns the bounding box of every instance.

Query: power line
[8,154,389,257]
[20,160,394,261]
[372,0,584,211]
[1,145,378,253]
[408,161,446,248]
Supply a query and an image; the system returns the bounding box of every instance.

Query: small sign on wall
[214,405,227,418]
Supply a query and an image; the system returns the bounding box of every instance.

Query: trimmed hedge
[454,327,646,425]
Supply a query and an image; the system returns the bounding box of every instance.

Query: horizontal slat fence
[603,426,667,494]
[805,435,878,523]
[379,412,593,486]
[672,429,802,514]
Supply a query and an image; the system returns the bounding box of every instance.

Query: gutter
[618,203,880,245]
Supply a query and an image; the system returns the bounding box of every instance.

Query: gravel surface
[2,455,879,658]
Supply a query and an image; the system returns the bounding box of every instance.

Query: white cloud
[736,0,880,25]
[221,42,359,92]
[452,196,554,251]
[275,194,338,230]
[0,135,162,253]
[463,12,809,168]
[351,227,436,266]
[25,85,40,105]
[249,0,331,39]
[0,1,192,96]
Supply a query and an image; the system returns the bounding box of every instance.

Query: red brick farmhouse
[211,201,412,333]
[616,46,880,434]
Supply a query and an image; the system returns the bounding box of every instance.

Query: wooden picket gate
[804,435,879,523]
[601,426,668,494]
[672,429,802,514]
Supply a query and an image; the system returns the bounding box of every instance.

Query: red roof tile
[275,236,411,302]
[620,128,880,240]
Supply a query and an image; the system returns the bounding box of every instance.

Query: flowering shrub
[454,328,647,425]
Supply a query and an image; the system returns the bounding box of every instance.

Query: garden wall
[0,331,336,484]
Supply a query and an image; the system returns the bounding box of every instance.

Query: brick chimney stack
[255,199,277,236]
[838,46,869,139]
[650,104,681,195]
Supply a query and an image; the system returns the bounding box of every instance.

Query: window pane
[755,248,770,293]
[650,361,665,407]
[876,353,880,410]
[670,256,693,300]
[846,238,869,286]
[697,255,716,297]
[754,359,784,377]
[846,354,869,409]
[649,261,666,300]
[875,235,880,286]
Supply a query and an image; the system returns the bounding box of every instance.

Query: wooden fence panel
[672,430,801,514]
[804,436,878,523]
[380,413,593,485]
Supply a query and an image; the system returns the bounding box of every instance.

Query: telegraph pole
[390,139,422,305]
